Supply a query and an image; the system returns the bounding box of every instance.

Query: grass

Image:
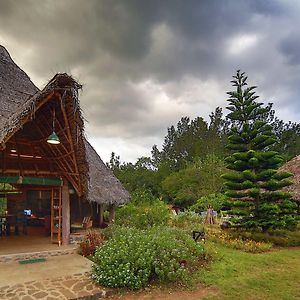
[196,242,300,300]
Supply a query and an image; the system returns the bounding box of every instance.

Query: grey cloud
[1,0,300,161]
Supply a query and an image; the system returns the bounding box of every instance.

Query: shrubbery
[228,228,300,247]
[171,210,203,232]
[207,228,272,253]
[115,190,171,229]
[79,230,104,257]
[190,193,227,213]
[92,226,205,289]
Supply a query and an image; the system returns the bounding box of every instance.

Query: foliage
[191,193,227,212]
[79,230,104,257]
[108,155,162,197]
[0,198,6,215]
[92,226,205,289]
[271,117,300,161]
[162,154,226,207]
[162,166,202,207]
[115,191,171,229]
[171,210,204,232]
[207,228,272,253]
[107,102,300,209]
[156,114,228,171]
[228,228,300,247]
[223,70,297,231]
[0,183,15,214]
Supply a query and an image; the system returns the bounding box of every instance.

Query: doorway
[25,189,51,236]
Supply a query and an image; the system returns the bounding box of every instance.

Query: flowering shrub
[207,229,272,253]
[79,230,104,257]
[92,227,205,289]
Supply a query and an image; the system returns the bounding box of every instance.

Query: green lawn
[197,243,300,300]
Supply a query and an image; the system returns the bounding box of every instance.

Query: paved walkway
[0,254,112,299]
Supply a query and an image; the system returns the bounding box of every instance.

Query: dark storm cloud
[0,0,299,161]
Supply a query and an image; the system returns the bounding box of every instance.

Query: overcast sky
[1,0,300,163]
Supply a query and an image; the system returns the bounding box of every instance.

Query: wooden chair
[71,216,93,232]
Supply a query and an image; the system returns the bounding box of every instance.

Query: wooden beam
[59,94,81,195]
[1,150,5,175]
[0,169,60,175]
[62,178,70,245]
[108,205,116,224]
[99,204,104,227]
[2,91,55,146]
[38,113,78,176]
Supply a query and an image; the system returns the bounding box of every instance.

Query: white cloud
[227,34,260,56]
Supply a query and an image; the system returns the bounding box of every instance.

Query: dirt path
[108,285,218,300]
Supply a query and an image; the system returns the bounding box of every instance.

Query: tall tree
[223,70,297,231]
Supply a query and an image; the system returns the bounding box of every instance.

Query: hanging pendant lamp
[47,108,60,145]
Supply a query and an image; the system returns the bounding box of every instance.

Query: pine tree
[222,70,297,232]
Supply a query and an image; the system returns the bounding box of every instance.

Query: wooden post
[99,204,104,227]
[108,205,116,224]
[62,179,70,245]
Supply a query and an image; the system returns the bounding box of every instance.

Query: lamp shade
[47,131,60,145]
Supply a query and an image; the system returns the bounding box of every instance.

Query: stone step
[0,247,77,263]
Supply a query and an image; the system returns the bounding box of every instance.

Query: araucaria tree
[223,70,297,232]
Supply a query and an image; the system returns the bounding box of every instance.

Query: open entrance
[0,177,66,255]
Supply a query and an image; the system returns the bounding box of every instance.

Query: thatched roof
[0,46,39,143]
[0,45,130,206]
[85,140,130,205]
[280,155,300,202]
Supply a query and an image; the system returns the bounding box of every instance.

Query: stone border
[0,247,78,263]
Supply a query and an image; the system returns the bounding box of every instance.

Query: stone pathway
[0,272,114,300]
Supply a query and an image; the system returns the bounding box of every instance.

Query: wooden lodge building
[0,45,130,247]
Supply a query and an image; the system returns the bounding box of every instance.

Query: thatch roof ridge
[0,71,80,146]
[280,155,300,202]
[84,139,130,205]
[0,45,130,206]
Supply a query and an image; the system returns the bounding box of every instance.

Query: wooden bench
[71,216,93,232]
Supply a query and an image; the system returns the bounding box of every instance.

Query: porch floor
[0,235,74,255]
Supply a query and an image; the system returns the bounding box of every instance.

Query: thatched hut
[0,45,129,245]
[280,155,300,213]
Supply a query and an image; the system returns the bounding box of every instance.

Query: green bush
[115,198,171,229]
[171,210,204,232]
[92,226,205,289]
[190,193,227,213]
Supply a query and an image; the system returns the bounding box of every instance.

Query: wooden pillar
[99,204,104,227]
[108,204,116,224]
[62,179,70,245]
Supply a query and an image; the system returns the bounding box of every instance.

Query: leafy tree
[107,153,162,197]
[107,152,121,171]
[223,70,297,232]
[190,193,228,213]
[271,118,300,161]
[162,154,226,208]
